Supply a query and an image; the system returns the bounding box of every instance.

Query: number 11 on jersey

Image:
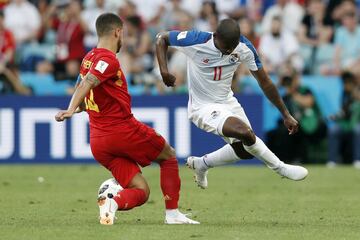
[213,66,222,81]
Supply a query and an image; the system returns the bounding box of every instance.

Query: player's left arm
[74,75,87,113]
[55,73,99,122]
[251,68,299,135]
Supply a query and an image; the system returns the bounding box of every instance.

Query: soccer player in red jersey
[55,13,199,225]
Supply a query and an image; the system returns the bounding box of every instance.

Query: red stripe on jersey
[218,66,222,81]
[214,67,217,80]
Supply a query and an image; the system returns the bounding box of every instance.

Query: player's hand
[283,114,299,135]
[161,72,176,87]
[55,110,74,122]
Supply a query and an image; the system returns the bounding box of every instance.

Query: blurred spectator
[195,1,221,32]
[120,15,153,88]
[321,7,360,76]
[178,0,202,18]
[334,10,360,75]
[213,0,244,19]
[261,0,304,34]
[239,17,259,49]
[130,0,166,24]
[0,0,8,9]
[328,72,360,168]
[36,0,54,43]
[233,17,260,81]
[81,0,105,50]
[298,0,333,74]
[4,0,41,45]
[267,65,327,164]
[83,0,123,11]
[117,0,138,20]
[0,10,30,94]
[322,0,360,33]
[45,0,86,81]
[323,0,343,27]
[161,0,188,31]
[259,16,303,74]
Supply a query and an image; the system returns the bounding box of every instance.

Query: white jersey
[169,30,262,109]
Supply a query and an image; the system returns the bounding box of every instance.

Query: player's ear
[115,28,122,38]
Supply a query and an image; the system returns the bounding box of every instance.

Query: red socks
[113,158,180,211]
[113,188,147,210]
[159,157,180,209]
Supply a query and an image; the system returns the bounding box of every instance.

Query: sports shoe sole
[97,195,114,225]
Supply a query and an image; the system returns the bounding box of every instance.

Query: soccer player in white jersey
[156,19,308,189]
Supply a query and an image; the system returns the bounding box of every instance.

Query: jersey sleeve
[168,30,212,57]
[169,30,212,46]
[240,36,263,71]
[89,55,119,83]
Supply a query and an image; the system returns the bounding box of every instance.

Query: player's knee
[158,143,176,161]
[138,185,150,202]
[168,146,176,158]
[143,187,150,202]
[233,125,256,145]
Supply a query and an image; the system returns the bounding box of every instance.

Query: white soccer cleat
[165,210,200,224]
[186,156,208,189]
[353,160,360,169]
[97,195,117,225]
[275,162,308,181]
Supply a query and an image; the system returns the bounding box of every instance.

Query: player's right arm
[73,75,86,114]
[251,68,299,135]
[155,32,177,87]
[55,73,99,122]
[156,30,212,87]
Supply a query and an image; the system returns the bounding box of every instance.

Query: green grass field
[1,165,360,240]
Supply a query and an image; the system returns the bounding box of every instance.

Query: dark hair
[96,13,123,37]
[215,19,240,48]
[126,16,142,29]
[200,1,218,19]
[341,71,355,84]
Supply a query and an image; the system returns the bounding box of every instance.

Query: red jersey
[54,19,86,62]
[79,48,132,137]
[0,29,15,61]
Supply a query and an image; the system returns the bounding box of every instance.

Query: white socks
[198,137,282,171]
[201,144,240,170]
[166,209,179,218]
[243,136,282,169]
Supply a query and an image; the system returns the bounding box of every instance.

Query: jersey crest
[229,53,240,64]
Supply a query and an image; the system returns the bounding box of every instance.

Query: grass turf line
[0,165,359,240]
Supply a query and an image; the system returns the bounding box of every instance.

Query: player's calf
[113,173,150,211]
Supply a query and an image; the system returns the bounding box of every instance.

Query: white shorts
[189,97,252,144]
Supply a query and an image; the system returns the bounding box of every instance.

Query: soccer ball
[98,178,123,198]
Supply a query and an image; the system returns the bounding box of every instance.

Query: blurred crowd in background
[0,0,359,166]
